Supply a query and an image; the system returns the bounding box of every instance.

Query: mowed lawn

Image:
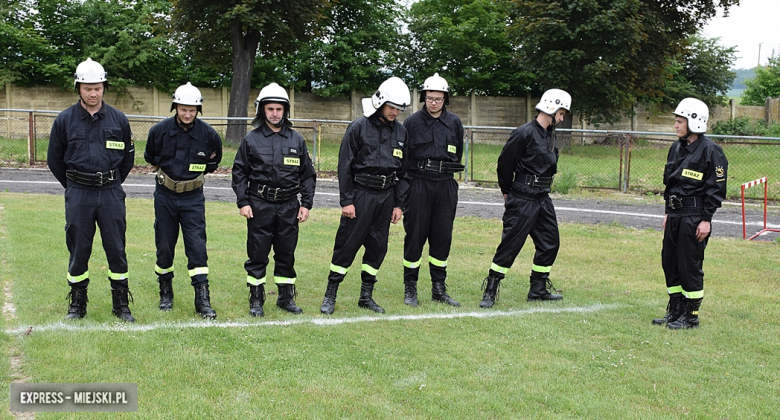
[0,193,778,419]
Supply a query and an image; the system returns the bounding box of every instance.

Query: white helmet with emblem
[73,58,108,92]
[419,73,450,105]
[535,89,571,116]
[170,82,204,113]
[673,97,709,134]
[363,77,411,117]
[251,83,291,128]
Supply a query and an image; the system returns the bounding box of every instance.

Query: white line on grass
[5,303,616,334]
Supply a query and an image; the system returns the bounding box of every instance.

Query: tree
[406,0,533,96]
[1,0,185,92]
[171,0,331,143]
[653,34,736,109]
[507,0,739,124]
[284,0,408,97]
[741,55,780,106]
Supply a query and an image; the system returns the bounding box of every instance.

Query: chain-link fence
[4,109,780,200]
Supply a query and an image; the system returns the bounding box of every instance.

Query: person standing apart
[47,58,136,322]
[401,73,463,307]
[479,89,571,308]
[144,82,222,319]
[232,83,316,317]
[653,97,727,329]
[320,77,411,315]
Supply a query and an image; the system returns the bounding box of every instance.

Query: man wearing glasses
[399,73,464,307]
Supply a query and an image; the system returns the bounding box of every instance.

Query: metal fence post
[312,120,319,172]
[464,128,472,183]
[28,111,35,164]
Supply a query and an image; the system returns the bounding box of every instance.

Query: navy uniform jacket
[496,119,558,196]
[338,112,409,207]
[144,116,223,197]
[47,101,134,189]
[232,123,316,209]
[663,135,728,221]
[402,106,463,181]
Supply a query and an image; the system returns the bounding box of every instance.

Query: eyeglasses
[425,97,445,104]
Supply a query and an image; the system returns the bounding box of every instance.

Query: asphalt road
[1,168,776,239]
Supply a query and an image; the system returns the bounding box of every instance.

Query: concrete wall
[2,83,774,135]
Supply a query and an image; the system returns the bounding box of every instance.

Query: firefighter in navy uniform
[47,58,136,322]
[144,82,222,319]
[653,97,727,329]
[232,83,316,317]
[320,77,411,315]
[479,89,571,308]
[401,73,464,307]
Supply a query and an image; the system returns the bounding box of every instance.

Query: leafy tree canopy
[406,0,533,96]
[741,55,780,106]
[507,0,739,123]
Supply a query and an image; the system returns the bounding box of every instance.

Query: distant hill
[732,68,756,89]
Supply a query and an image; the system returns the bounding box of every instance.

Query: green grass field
[1,193,779,418]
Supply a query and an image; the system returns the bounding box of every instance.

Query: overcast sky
[702,0,780,69]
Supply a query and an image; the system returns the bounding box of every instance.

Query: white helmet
[73,58,107,92]
[170,82,204,113]
[535,89,571,116]
[673,97,709,134]
[419,73,450,105]
[251,83,291,128]
[365,77,411,117]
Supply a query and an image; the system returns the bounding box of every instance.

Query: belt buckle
[272,188,279,201]
[107,170,116,181]
[669,195,683,210]
[436,161,444,173]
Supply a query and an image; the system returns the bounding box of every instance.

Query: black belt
[354,173,396,190]
[517,173,554,188]
[667,195,704,210]
[248,182,300,202]
[416,159,465,174]
[66,169,118,186]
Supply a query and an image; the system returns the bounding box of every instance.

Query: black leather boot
[358,281,385,313]
[667,298,702,329]
[403,266,419,307]
[65,280,89,320]
[320,281,340,315]
[404,280,418,307]
[276,284,303,314]
[194,282,217,319]
[652,293,684,325]
[110,279,135,322]
[158,277,174,311]
[479,275,501,308]
[432,281,460,307]
[249,284,265,317]
[527,273,563,301]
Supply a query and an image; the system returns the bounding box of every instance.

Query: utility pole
[758,42,762,67]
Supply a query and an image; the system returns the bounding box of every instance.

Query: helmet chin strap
[266,117,284,129]
[175,114,195,131]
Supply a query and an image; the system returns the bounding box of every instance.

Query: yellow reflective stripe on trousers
[490,263,508,274]
[274,276,296,285]
[108,271,128,280]
[361,264,379,276]
[531,264,551,273]
[683,289,704,299]
[330,263,349,275]
[188,267,209,277]
[667,285,683,294]
[428,256,447,267]
[155,264,173,275]
[246,276,266,286]
[67,271,89,283]
[403,259,421,269]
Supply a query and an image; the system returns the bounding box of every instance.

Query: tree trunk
[225,20,261,144]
